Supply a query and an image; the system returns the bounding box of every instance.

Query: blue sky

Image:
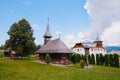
[0,0,90,46]
[1,0,120,47]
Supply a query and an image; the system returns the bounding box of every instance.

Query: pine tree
[68,54,72,61]
[100,54,104,65]
[45,53,51,65]
[96,54,100,65]
[105,54,109,66]
[109,54,114,67]
[114,54,119,68]
[88,54,91,64]
[71,54,77,64]
[76,54,80,62]
[91,54,95,64]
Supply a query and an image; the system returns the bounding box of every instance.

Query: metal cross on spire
[48,18,49,24]
[58,33,61,39]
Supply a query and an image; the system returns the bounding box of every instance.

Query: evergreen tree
[45,53,51,65]
[114,54,119,68]
[81,54,85,61]
[68,54,72,61]
[77,54,82,62]
[105,54,109,66]
[0,44,5,49]
[91,54,95,64]
[100,54,104,65]
[5,18,36,58]
[96,54,100,65]
[88,54,91,64]
[71,54,77,64]
[79,54,82,61]
[109,54,114,67]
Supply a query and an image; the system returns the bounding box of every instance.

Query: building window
[74,49,76,51]
[91,48,93,51]
[77,49,79,52]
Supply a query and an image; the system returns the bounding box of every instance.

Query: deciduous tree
[5,18,36,58]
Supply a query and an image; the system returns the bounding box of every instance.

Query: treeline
[70,53,119,68]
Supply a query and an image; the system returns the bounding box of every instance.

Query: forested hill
[105,46,120,52]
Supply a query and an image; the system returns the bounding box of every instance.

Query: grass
[0,58,120,80]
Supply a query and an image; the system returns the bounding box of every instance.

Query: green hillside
[0,58,120,80]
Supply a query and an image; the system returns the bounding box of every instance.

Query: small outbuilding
[4,47,12,57]
[4,47,16,59]
[10,50,16,59]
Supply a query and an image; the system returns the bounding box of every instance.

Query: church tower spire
[96,34,100,41]
[43,18,52,45]
[95,34,103,48]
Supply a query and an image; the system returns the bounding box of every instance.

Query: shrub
[0,52,4,58]
[80,59,85,68]
[45,53,51,65]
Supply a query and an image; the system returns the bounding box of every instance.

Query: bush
[45,53,51,65]
[80,60,85,68]
[0,52,4,58]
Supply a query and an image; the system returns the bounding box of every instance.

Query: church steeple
[43,18,52,45]
[95,34,103,48]
[96,34,100,41]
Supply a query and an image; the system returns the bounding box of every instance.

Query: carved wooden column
[85,46,90,66]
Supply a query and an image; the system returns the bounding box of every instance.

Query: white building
[72,36,106,56]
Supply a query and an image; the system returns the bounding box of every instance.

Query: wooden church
[36,20,73,65]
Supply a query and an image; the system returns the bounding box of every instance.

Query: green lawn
[0,58,120,80]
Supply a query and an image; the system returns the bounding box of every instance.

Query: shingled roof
[4,47,12,53]
[36,38,73,54]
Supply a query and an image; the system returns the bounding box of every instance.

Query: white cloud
[101,21,120,46]
[84,0,120,35]
[55,31,62,36]
[64,34,76,48]
[64,0,120,47]
[32,24,40,31]
[31,24,42,45]
[64,32,87,48]
[84,0,120,46]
